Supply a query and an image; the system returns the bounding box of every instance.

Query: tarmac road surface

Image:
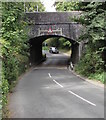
[9,51,104,118]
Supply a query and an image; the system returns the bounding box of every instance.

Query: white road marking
[48,73,96,106]
[68,90,96,106]
[48,73,63,88]
[53,79,64,88]
[48,73,52,78]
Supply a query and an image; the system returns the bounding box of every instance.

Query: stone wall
[26,11,82,24]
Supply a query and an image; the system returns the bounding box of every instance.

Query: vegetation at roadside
[1,2,29,117]
[42,46,49,50]
[0,1,45,118]
[0,1,105,118]
[55,2,105,84]
[74,2,105,84]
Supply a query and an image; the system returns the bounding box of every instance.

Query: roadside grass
[88,72,105,84]
[75,67,105,84]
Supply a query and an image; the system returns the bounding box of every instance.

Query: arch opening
[29,35,80,67]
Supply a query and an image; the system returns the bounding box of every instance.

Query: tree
[24,1,45,12]
[55,1,105,83]
[75,2,106,83]
[54,1,80,11]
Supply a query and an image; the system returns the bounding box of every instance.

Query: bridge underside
[29,35,81,65]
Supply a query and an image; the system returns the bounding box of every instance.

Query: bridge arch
[29,34,81,65]
[26,12,84,66]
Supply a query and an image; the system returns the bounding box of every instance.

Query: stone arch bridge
[25,12,84,65]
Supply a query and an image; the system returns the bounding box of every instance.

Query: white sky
[41,0,56,12]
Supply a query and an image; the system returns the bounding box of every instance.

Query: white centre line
[53,79,64,88]
[48,73,63,88]
[48,73,52,78]
[68,90,96,106]
[48,73,96,107]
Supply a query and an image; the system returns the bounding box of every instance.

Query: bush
[1,2,30,117]
[1,74,9,118]
[75,46,105,83]
[88,72,105,84]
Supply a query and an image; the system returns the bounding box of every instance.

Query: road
[9,51,104,118]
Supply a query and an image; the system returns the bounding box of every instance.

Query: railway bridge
[26,11,84,65]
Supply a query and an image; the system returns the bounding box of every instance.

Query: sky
[41,0,56,12]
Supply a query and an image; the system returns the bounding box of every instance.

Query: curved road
[9,51,104,118]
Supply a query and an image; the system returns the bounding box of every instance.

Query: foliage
[45,37,71,50]
[1,74,9,117]
[46,37,59,48]
[42,46,49,50]
[55,1,80,11]
[55,1,105,83]
[2,2,29,83]
[75,2,105,83]
[0,40,9,118]
[88,72,105,84]
[59,37,71,48]
[25,1,45,12]
[1,2,33,117]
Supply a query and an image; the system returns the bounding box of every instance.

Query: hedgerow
[1,2,29,118]
[1,1,45,118]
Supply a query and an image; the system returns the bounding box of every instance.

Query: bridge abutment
[71,42,84,65]
[30,40,42,64]
[71,43,79,64]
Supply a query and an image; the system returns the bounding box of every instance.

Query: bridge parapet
[26,11,82,24]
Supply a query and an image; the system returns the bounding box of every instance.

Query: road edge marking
[68,90,96,106]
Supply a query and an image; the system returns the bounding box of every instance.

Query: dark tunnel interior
[29,35,80,65]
